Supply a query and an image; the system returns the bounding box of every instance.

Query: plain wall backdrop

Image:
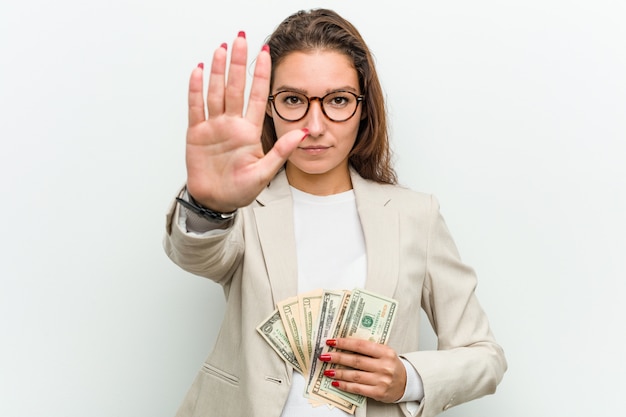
[1,0,625,416]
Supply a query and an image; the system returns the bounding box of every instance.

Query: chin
[287,155,350,177]
[290,161,334,175]
[298,167,333,176]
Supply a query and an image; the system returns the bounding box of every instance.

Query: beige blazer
[163,169,506,417]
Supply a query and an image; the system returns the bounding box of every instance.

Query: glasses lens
[273,92,309,121]
[322,91,359,122]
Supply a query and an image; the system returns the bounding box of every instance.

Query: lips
[299,145,330,155]
[300,145,329,150]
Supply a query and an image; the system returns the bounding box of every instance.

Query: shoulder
[352,173,439,215]
[383,182,433,204]
[385,183,440,220]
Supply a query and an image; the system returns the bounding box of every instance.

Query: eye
[279,92,306,107]
[324,92,354,108]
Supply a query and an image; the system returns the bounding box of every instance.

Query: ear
[266,102,273,118]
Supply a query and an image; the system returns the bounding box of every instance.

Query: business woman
[164,8,507,417]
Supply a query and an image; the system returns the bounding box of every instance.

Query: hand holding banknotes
[257,288,402,413]
[321,338,407,403]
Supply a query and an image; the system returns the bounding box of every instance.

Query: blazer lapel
[254,169,400,305]
[351,170,400,299]
[254,170,298,306]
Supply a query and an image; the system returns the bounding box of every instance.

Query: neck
[285,164,352,196]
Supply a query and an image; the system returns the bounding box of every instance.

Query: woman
[164,8,507,417]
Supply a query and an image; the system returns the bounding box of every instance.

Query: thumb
[256,128,308,182]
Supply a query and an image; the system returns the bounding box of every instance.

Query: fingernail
[325,339,337,347]
[261,44,270,53]
[238,31,246,38]
[220,42,227,50]
[319,354,331,362]
[323,369,336,377]
[331,381,340,387]
[301,128,309,141]
[197,62,204,69]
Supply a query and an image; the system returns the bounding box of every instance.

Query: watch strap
[176,193,237,222]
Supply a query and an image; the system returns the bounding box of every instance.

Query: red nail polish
[261,44,270,53]
[238,31,246,38]
[301,128,309,141]
[319,354,331,362]
[220,42,227,50]
[197,62,204,69]
[331,381,340,387]
[326,339,337,347]
[323,369,336,377]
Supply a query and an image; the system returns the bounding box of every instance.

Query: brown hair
[262,8,397,185]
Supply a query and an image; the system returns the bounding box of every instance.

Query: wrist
[177,189,237,223]
[188,192,237,215]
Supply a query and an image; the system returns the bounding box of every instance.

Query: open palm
[185,34,306,213]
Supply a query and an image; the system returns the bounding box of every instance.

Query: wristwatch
[176,191,237,223]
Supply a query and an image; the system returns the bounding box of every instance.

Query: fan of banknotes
[256,288,398,414]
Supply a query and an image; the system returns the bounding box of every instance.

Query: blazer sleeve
[162,187,245,285]
[401,196,507,417]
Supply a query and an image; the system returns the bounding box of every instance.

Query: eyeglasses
[268,90,364,122]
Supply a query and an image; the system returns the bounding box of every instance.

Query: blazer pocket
[201,362,240,387]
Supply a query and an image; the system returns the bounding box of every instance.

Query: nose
[305,98,326,136]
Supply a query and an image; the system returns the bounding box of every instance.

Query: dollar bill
[304,291,357,412]
[256,309,303,374]
[306,290,350,391]
[277,296,308,373]
[299,289,323,371]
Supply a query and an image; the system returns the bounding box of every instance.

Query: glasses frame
[268,90,365,122]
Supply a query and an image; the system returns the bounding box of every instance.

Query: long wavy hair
[262,8,397,185]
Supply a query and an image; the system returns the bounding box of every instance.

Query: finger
[328,338,387,358]
[224,32,248,116]
[327,379,381,402]
[255,128,308,183]
[206,43,228,117]
[326,350,378,372]
[325,368,379,387]
[188,64,206,127]
[245,44,271,125]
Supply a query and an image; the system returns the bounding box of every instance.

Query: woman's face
[269,50,362,193]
